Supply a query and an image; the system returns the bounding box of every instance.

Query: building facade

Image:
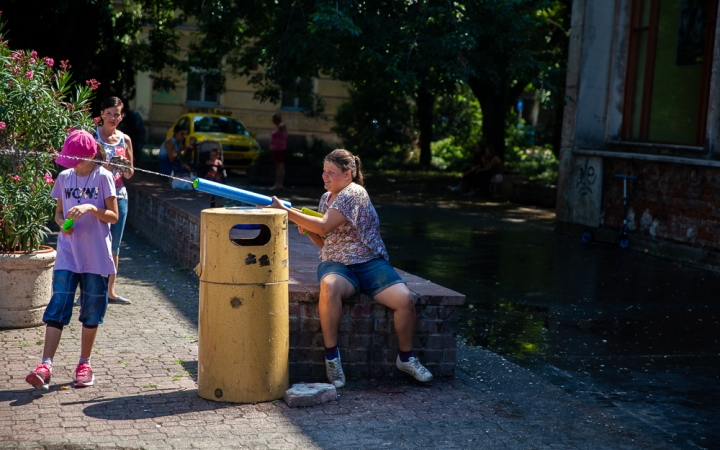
[127,24,349,148]
[557,0,720,263]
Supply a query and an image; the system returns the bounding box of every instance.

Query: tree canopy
[0,0,570,163]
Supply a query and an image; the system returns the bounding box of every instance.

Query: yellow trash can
[196,207,289,403]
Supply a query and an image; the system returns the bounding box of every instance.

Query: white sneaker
[396,356,433,382]
[325,356,346,388]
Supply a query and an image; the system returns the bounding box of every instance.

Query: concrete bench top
[124,173,465,307]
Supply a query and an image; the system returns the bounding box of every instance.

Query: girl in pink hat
[26,130,118,390]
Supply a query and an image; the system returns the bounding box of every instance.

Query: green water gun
[299,207,323,234]
[62,218,74,231]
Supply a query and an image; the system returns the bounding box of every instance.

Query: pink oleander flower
[11,52,19,61]
[45,58,54,67]
[7,81,12,88]
[67,126,76,133]
[93,117,101,123]
[26,71,33,79]
[85,79,100,90]
[43,173,54,185]
[30,51,37,58]
[8,174,21,182]
[0,122,5,131]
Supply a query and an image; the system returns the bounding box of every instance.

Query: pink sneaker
[73,363,95,388]
[26,363,52,390]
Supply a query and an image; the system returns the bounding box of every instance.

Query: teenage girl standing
[95,96,135,305]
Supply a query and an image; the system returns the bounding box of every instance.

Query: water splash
[0,148,193,185]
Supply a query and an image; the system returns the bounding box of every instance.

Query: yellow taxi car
[165,113,261,169]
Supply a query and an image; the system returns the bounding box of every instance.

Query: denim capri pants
[43,270,109,326]
[317,257,406,298]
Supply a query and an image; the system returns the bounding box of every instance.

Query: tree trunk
[416,84,434,167]
[468,76,508,161]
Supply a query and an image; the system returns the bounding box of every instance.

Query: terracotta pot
[0,246,56,328]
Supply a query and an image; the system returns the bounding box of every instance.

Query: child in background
[204,148,225,183]
[25,130,118,390]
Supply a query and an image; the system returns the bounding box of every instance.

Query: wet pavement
[373,199,720,450]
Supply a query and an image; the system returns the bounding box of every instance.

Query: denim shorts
[317,258,406,298]
[43,270,108,326]
[110,198,128,255]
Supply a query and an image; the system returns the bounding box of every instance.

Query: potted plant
[0,14,97,328]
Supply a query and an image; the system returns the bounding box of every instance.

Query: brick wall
[125,182,464,382]
[601,158,720,250]
[127,189,201,270]
[288,295,460,382]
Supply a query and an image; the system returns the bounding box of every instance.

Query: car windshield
[193,116,248,135]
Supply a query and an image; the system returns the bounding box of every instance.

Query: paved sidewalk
[0,227,675,449]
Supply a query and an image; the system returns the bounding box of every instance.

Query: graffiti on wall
[576,158,597,196]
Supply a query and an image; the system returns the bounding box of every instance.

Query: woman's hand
[109,156,132,175]
[266,196,289,211]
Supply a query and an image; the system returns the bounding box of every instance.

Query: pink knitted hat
[56,130,97,168]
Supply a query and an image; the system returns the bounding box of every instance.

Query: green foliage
[428,84,483,170]
[0,0,146,110]
[0,16,96,252]
[430,138,465,171]
[433,85,483,151]
[504,123,559,186]
[332,82,414,166]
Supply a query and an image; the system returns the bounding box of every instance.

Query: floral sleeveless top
[318,182,388,265]
[95,129,128,200]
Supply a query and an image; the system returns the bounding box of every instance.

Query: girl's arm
[122,134,135,178]
[165,140,179,162]
[298,225,325,248]
[55,200,72,235]
[66,197,119,225]
[268,197,346,236]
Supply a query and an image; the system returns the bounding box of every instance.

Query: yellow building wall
[138,28,349,147]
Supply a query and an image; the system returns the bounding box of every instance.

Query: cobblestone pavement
[1,228,673,449]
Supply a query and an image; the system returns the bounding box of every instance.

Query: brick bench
[125,175,465,382]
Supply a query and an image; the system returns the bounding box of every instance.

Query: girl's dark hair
[174,124,188,134]
[93,143,106,163]
[100,96,124,113]
[325,149,364,186]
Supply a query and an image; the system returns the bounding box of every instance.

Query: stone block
[283,383,338,408]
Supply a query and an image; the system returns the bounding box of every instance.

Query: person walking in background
[94,96,134,305]
[267,149,434,388]
[269,112,287,190]
[117,108,145,163]
[26,131,118,390]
